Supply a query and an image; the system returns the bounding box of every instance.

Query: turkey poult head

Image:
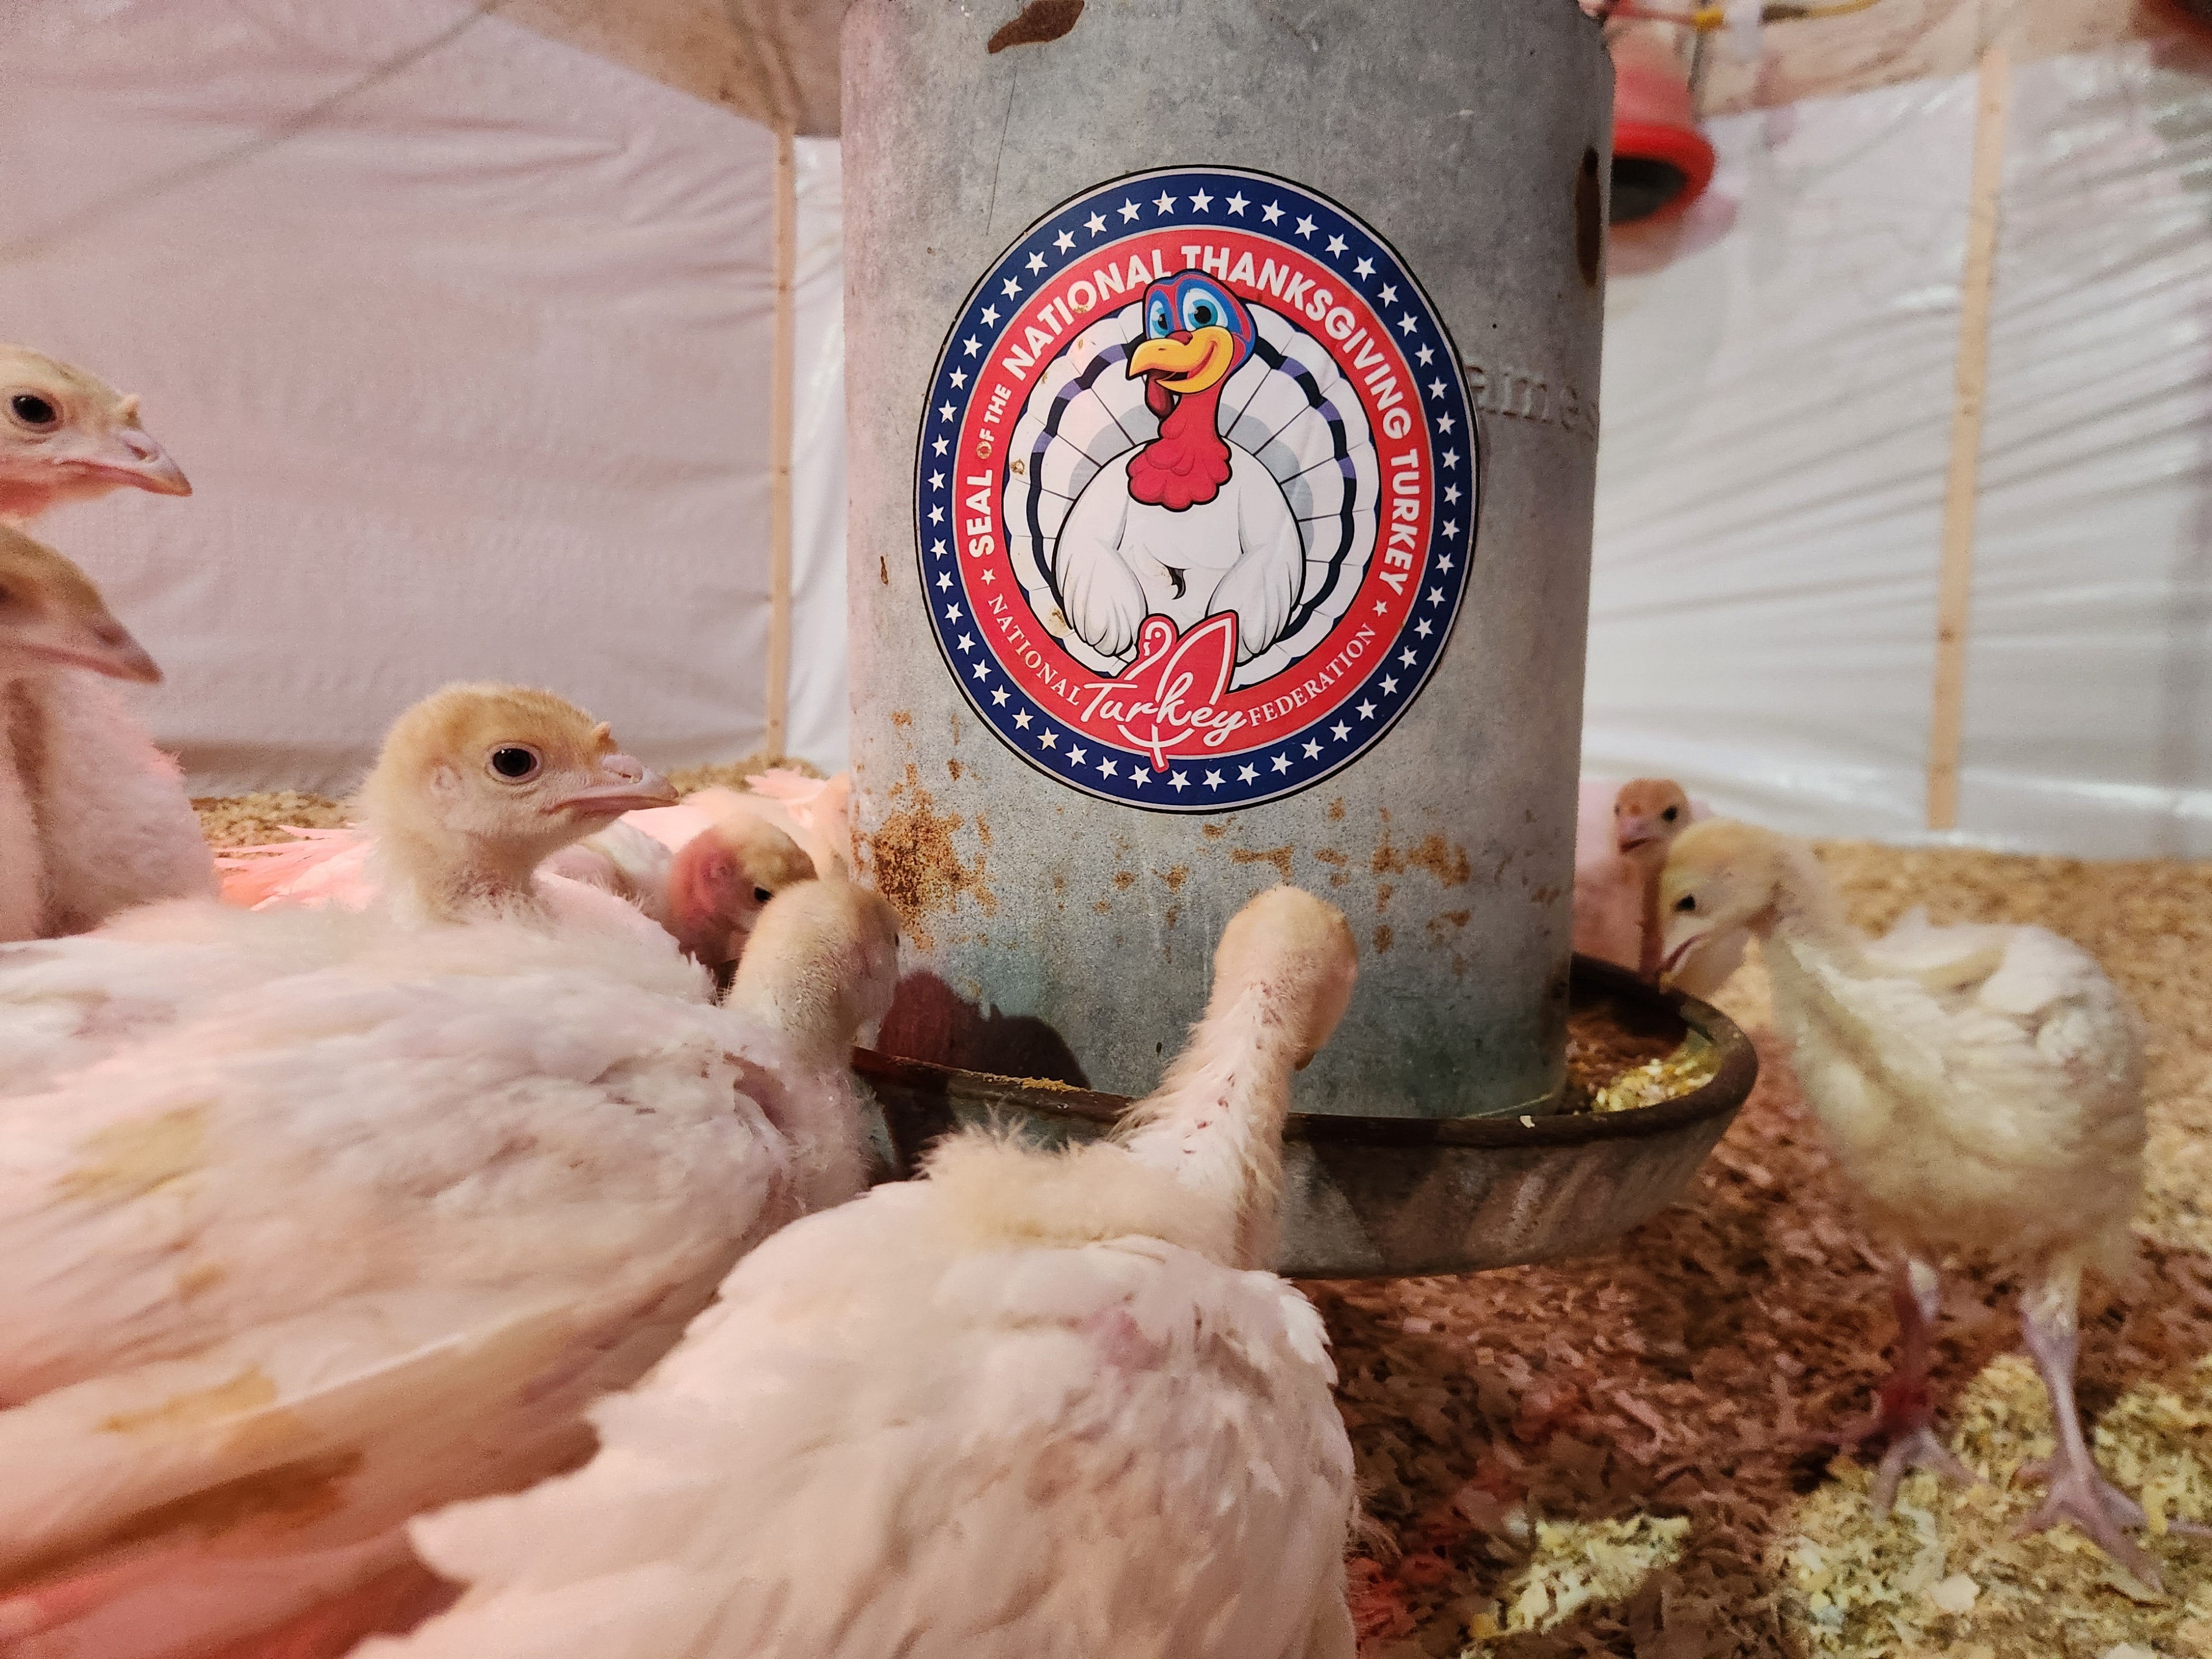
[1208,884,1359,1070]
[0,345,191,523]
[361,682,676,922]
[1658,820,1844,980]
[665,816,820,969]
[1125,274,1256,512]
[0,525,160,684]
[726,879,902,1065]
[1614,778,1689,857]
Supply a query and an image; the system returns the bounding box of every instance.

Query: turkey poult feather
[0,875,902,1659]
[362,886,1363,1659]
[0,345,191,524]
[1660,822,2166,1582]
[0,683,683,1099]
[0,525,214,942]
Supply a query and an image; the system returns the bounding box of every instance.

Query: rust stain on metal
[1427,909,1472,940]
[1373,831,1472,885]
[1373,924,1395,953]
[1313,847,1346,867]
[1376,881,1395,912]
[1157,865,1188,893]
[988,0,1084,53]
[1113,870,1135,890]
[1165,905,1180,930]
[878,556,890,585]
[974,813,993,847]
[890,711,913,729]
[947,759,963,781]
[1201,824,1227,840]
[867,763,994,950]
[1328,872,1348,888]
[1327,797,1345,821]
[1092,899,1111,914]
[1230,845,1295,881]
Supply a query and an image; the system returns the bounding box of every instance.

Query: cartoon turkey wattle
[1050,275,1312,671]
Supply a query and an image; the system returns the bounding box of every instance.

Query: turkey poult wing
[363,1187,1357,1659]
[1775,919,2146,1261]
[0,947,813,1658]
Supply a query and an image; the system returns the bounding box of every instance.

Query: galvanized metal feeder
[841,0,1755,1275]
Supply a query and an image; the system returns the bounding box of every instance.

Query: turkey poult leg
[1826,1258,1979,1515]
[2012,1267,2179,1588]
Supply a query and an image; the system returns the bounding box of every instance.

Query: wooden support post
[764,126,798,760]
[1926,39,2010,831]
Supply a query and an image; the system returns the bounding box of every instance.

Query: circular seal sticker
[916,165,1477,812]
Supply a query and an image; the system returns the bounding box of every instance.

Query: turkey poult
[1572,778,1691,982]
[0,682,676,1100]
[0,344,191,523]
[0,875,902,1659]
[1659,821,2169,1582]
[359,886,1363,1659]
[0,525,215,942]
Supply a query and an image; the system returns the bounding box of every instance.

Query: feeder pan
[856,956,1757,1279]
[1609,31,1715,225]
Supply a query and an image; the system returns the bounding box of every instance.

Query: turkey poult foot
[1818,1258,1980,1516]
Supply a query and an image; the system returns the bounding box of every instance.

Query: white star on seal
[1415,619,1433,639]
[1379,284,1399,304]
[1428,586,1446,604]
[1416,343,1434,365]
[1152,191,1176,213]
[956,633,974,652]
[928,505,944,524]
[1399,648,1418,667]
[1381,676,1400,694]
[1331,722,1351,741]
[1442,449,1459,469]
[936,572,951,591]
[1085,212,1108,234]
[949,369,967,388]
[1097,755,1118,776]
[972,661,990,680]
[1428,378,1446,398]
[980,305,999,325]
[1438,414,1455,434]
[1040,729,1056,748]
[1002,278,1022,299]
[1067,744,1088,765]
[1442,520,1458,538]
[1354,256,1375,279]
[1188,189,1213,211]
[1444,484,1461,504]
[1325,233,1347,256]
[932,437,948,456]
[1294,215,1316,238]
[1053,231,1074,252]
[1271,754,1292,774]
[1129,769,1147,787]
[1225,192,1249,215]
[991,687,1008,706]
[1013,709,1032,729]
[931,539,947,556]
[1357,701,1377,719]
[1302,740,1322,759]
[944,604,959,621]
[1119,200,1140,222]
[937,403,955,421]
[1437,555,1455,573]
[1170,770,1190,790]
[1397,312,1418,335]
[1204,770,1224,789]
[1025,252,1046,273]
[961,337,980,357]
[1260,201,1284,225]
[1237,764,1259,783]
[929,472,944,488]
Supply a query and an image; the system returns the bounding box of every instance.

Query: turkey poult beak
[73,423,192,498]
[19,611,162,683]
[1657,922,1710,982]
[546,753,677,816]
[1616,816,1660,853]
[1129,326,1238,395]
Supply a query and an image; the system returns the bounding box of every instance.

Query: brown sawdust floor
[186,801,2212,1657]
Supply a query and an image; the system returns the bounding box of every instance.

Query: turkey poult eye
[1662,806,1679,822]
[8,393,58,430]
[753,885,774,905]
[1675,894,1698,913]
[488,745,541,781]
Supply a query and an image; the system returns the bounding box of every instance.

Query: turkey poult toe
[358,886,1362,1659]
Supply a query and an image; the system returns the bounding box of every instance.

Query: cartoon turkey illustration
[1004,274,1378,691]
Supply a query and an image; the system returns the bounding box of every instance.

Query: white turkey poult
[220,770,841,972]
[1006,275,1375,689]
[0,524,216,943]
[1659,821,2176,1584]
[0,860,901,1656]
[0,681,690,1099]
[359,885,1363,1659]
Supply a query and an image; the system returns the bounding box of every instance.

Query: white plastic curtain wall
[1586,41,2212,859]
[0,0,850,796]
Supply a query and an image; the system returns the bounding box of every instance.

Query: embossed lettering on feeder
[916,166,1478,812]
